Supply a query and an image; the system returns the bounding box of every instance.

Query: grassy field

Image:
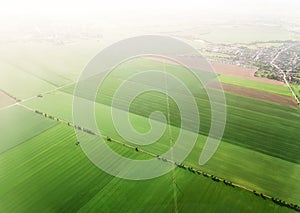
[0,124,293,212]
[0,105,57,153]
[61,58,300,163]
[21,57,300,206]
[0,41,101,100]
[218,75,291,96]
[0,61,56,99]
[2,55,300,211]
[0,41,100,87]
[23,91,74,122]
[23,82,300,204]
[290,83,300,99]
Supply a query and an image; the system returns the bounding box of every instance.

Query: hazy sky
[1,0,300,34]
[1,0,300,18]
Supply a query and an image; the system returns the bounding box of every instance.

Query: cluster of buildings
[198,41,300,84]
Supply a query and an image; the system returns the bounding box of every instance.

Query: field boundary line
[0,81,75,111]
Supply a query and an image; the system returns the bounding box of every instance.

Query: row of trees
[36,110,98,137]
[35,110,60,122]
[270,197,299,211]
[73,125,96,135]
[35,110,43,115]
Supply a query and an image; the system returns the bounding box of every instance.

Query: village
[199,41,300,84]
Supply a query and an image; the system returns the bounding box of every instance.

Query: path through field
[270,45,300,105]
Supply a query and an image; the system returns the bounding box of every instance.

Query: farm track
[17,103,300,212]
[0,81,76,111]
[0,89,19,102]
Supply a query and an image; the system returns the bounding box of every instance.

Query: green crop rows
[0,124,293,212]
[1,57,300,212]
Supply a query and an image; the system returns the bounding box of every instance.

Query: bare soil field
[0,91,16,108]
[208,82,295,106]
[211,62,284,86]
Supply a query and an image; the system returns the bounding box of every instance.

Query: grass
[221,92,300,164]
[4,57,300,211]
[61,58,300,164]
[218,75,291,96]
[185,134,300,204]
[290,83,300,99]
[0,61,56,99]
[23,91,74,122]
[0,124,292,212]
[91,91,300,204]
[0,105,57,153]
[0,40,101,100]
[24,73,300,204]
[0,41,100,87]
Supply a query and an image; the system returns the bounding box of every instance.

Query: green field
[0,124,293,212]
[0,41,100,99]
[23,81,300,204]
[290,83,300,99]
[21,58,300,205]
[218,75,291,96]
[0,61,56,99]
[0,105,57,153]
[2,54,300,212]
[61,59,300,163]
[23,91,74,122]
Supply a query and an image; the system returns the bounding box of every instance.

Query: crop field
[0,105,57,153]
[1,55,300,212]
[207,82,295,106]
[23,91,74,122]
[0,41,100,100]
[0,60,56,99]
[0,41,100,86]
[61,58,300,161]
[218,75,291,96]
[0,123,293,212]
[291,84,300,99]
